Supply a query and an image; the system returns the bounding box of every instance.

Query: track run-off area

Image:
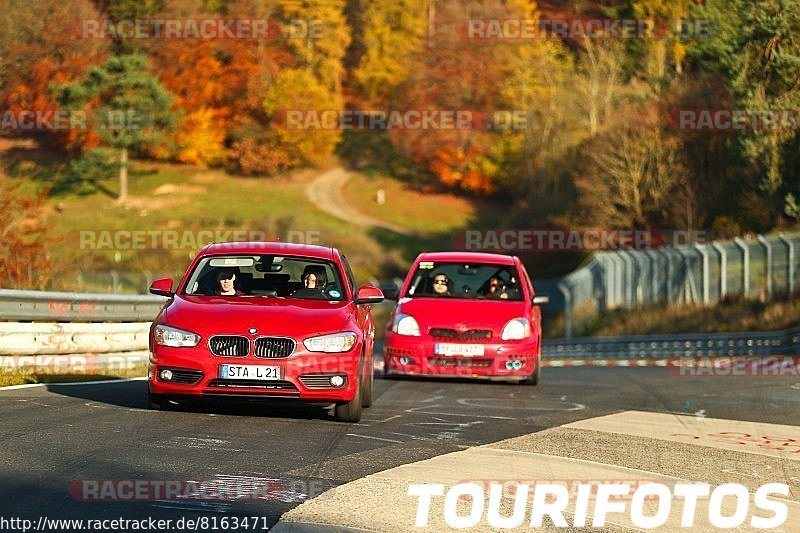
[1,360,799,532]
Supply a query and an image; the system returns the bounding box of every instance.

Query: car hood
[162,295,353,338]
[396,297,528,334]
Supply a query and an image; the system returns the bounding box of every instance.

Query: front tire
[335,375,363,422]
[521,358,541,386]
[361,360,374,408]
[147,388,172,410]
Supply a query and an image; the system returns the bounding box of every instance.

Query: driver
[214,269,245,296]
[431,273,451,296]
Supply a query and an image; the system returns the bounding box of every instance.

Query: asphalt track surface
[1,365,799,532]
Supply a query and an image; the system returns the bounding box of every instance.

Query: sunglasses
[433,279,448,285]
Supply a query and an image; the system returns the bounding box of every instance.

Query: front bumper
[383,332,539,380]
[148,343,361,403]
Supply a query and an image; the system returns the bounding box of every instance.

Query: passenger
[431,273,451,296]
[292,265,328,299]
[215,269,244,296]
[483,276,506,298]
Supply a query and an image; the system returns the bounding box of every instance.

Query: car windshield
[182,255,345,301]
[404,262,523,301]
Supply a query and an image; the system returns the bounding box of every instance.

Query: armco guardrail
[542,326,800,359]
[0,289,164,322]
[0,322,151,355]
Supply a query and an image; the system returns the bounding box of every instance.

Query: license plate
[220,364,282,380]
[434,343,485,357]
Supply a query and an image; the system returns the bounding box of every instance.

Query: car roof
[416,251,517,265]
[200,242,335,260]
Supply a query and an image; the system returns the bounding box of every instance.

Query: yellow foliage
[174,108,226,165]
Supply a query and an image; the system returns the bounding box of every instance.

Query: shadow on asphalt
[379,374,531,387]
[45,380,337,422]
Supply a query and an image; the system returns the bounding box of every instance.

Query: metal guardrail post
[675,247,697,304]
[711,242,727,300]
[658,249,673,304]
[558,282,573,338]
[593,254,610,313]
[779,234,795,294]
[757,235,773,298]
[734,237,750,298]
[632,251,646,306]
[619,252,633,306]
[694,243,710,305]
[645,251,659,303]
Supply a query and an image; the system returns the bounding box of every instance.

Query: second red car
[383,252,547,384]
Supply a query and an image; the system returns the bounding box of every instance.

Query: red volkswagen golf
[383,252,547,384]
[147,242,383,422]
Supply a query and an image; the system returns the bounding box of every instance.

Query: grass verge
[0,364,148,387]
[578,296,800,338]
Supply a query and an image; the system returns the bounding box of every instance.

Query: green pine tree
[57,54,177,202]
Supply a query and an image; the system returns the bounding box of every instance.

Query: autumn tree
[0,0,109,148]
[632,0,696,77]
[277,0,352,93]
[576,106,684,229]
[351,0,427,105]
[263,68,343,168]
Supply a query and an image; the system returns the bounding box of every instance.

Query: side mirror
[532,295,549,305]
[355,285,384,305]
[149,278,174,297]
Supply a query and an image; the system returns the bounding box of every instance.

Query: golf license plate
[434,343,485,357]
[220,364,281,380]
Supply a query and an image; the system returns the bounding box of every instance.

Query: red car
[383,252,547,384]
[147,242,383,422]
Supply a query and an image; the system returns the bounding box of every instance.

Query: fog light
[159,369,173,382]
[329,375,345,387]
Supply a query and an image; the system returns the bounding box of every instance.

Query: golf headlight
[304,332,357,353]
[153,325,201,347]
[501,318,531,340]
[392,313,420,336]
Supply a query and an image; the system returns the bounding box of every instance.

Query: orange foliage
[429,146,494,195]
[1,1,108,150]
[152,34,294,166]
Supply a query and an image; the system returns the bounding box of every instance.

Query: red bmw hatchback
[147,242,383,422]
[383,252,547,384]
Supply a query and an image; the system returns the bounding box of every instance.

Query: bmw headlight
[304,332,357,353]
[153,325,201,347]
[392,313,420,336]
[501,318,531,340]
